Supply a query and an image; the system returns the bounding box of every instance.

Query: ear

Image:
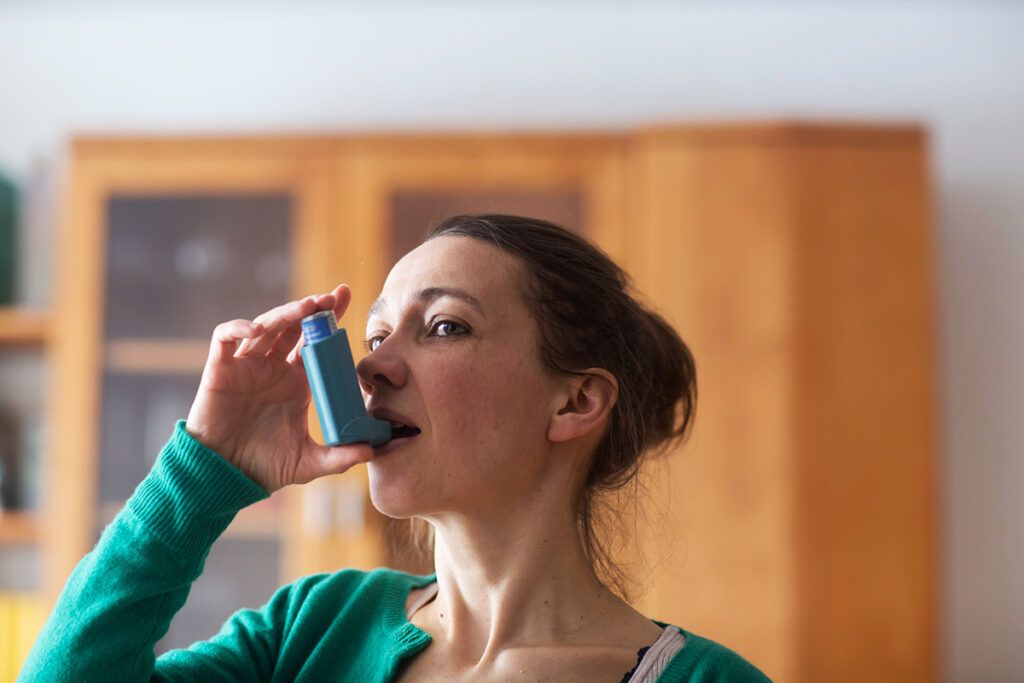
[547,369,619,444]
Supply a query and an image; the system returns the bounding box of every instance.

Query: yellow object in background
[0,592,44,682]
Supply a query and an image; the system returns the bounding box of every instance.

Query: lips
[370,408,422,440]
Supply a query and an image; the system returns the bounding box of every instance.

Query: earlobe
[548,370,618,443]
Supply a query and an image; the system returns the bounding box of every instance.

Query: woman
[23,215,769,681]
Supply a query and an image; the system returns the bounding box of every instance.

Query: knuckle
[212,319,249,340]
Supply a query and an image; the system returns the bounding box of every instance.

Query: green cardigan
[20,421,770,682]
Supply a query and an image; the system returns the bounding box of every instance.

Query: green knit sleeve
[152,580,293,681]
[19,420,274,682]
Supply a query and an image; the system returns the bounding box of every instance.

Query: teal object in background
[300,312,391,446]
[0,174,16,305]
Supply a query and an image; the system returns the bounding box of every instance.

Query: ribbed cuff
[127,419,269,559]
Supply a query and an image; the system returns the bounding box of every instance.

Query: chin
[366,461,426,520]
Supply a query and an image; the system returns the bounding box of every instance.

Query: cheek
[427,358,499,439]
[427,349,550,455]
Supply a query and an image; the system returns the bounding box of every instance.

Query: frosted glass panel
[389,191,583,267]
[98,373,199,505]
[105,194,292,338]
[0,350,46,512]
[95,193,293,647]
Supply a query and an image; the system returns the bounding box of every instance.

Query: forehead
[374,235,524,313]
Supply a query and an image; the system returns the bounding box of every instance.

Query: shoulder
[657,624,772,682]
[269,567,436,630]
[273,566,436,606]
[194,567,437,679]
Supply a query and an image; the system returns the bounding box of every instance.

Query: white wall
[1,1,1022,680]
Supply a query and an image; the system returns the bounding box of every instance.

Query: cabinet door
[288,135,628,576]
[50,145,332,651]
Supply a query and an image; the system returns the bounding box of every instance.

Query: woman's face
[358,235,564,520]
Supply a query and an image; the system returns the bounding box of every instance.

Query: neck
[420,500,622,665]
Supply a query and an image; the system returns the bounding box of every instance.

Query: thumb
[298,441,375,483]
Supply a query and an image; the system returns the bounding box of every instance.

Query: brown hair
[386,214,697,600]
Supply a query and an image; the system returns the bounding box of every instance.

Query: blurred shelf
[0,511,38,544]
[105,338,208,374]
[0,308,49,346]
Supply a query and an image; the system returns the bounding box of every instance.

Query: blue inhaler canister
[300,310,391,447]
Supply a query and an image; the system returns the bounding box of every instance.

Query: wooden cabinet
[43,125,936,680]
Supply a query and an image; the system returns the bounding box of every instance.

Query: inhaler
[300,310,391,446]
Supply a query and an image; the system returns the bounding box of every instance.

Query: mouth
[388,422,422,440]
[373,422,421,457]
[369,408,422,451]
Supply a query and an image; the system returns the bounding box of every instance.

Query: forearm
[20,421,268,682]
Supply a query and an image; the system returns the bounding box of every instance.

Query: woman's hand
[185,284,373,493]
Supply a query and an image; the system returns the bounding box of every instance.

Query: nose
[356,342,408,397]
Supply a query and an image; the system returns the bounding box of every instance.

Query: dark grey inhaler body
[300,310,391,446]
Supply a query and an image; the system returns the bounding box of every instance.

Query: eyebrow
[368,287,486,320]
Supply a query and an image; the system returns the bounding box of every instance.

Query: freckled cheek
[424,358,534,447]
[424,364,491,439]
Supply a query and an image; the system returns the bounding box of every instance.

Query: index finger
[283,287,351,364]
[330,284,353,322]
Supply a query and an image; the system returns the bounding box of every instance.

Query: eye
[429,319,469,338]
[364,320,468,352]
[363,334,386,353]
